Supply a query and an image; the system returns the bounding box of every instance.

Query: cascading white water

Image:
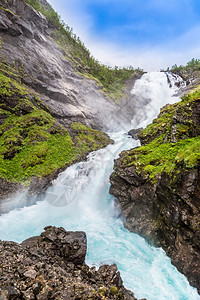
[0,72,199,300]
[131,72,181,129]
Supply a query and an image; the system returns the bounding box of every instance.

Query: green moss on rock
[110,286,118,295]
[71,122,113,154]
[0,73,111,185]
[139,91,200,145]
[121,135,200,182]
[120,91,200,182]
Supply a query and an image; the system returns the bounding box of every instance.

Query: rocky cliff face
[0,0,143,200]
[0,0,142,131]
[0,0,112,129]
[110,90,200,293]
[168,59,200,95]
[0,226,140,299]
[0,70,113,202]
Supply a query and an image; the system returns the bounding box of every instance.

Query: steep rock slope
[0,71,112,201]
[110,90,200,293]
[0,0,143,200]
[0,0,111,129]
[0,226,140,299]
[0,0,143,130]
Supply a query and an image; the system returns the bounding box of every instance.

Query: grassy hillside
[0,71,111,184]
[118,90,200,182]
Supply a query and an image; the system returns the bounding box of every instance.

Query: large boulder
[22,226,87,265]
[0,226,140,299]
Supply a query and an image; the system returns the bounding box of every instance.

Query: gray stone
[0,227,137,299]
[24,269,37,279]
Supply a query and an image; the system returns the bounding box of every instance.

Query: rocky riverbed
[0,226,144,300]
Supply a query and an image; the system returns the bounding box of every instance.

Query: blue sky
[48,0,200,71]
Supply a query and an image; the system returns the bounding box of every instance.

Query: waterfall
[0,73,199,300]
[130,71,183,129]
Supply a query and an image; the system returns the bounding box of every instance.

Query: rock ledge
[0,226,142,299]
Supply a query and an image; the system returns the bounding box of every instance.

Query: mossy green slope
[118,91,200,182]
[0,72,111,184]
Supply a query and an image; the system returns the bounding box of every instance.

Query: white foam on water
[131,71,182,129]
[0,73,199,300]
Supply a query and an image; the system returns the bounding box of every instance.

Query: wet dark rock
[128,128,143,139]
[0,15,8,30]
[0,226,140,299]
[110,160,200,294]
[110,99,200,294]
[0,113,7,125]
[0,178,22,201]
[0,285,21,299]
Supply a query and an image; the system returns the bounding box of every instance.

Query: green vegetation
[138,104,176,143]
[0,73,111,184]
[0,37,3,49]
[0,5,20,18]
[121,135,200,182]
[165,58,200,88]
[71,122,113,153]
[110,286,118,296]
[168,58,200,73]
[181,89,200,101]
[23,0,143,101]
[23,0,41,12]
[0,57,28,84]
[120,91,200,182]
[138,90,200,144]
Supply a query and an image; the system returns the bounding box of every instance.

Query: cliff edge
[0,226,140,299]
[110,90,200,293]
[0,0,143,201]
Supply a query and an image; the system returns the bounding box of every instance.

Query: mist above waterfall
[107,71,184,133]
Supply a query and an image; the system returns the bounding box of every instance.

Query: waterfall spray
[0,73,199,300]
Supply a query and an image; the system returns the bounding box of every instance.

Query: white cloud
[84,25,200,72]
[47,0,200,71]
